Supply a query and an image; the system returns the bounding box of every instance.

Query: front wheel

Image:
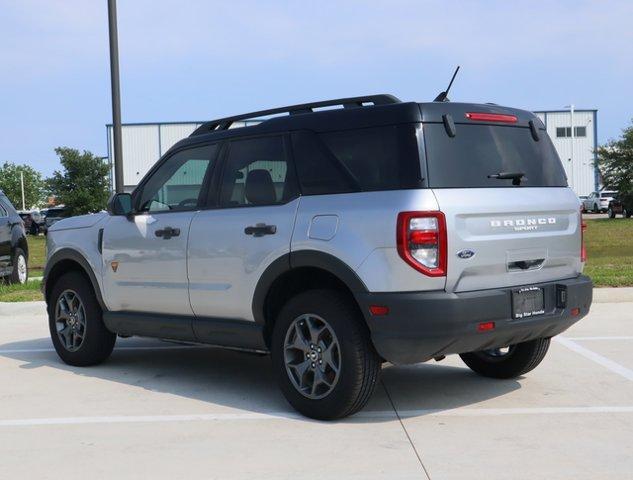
[624,208,631,218]
[608,208,616,218]
[459,338,550,379]
[9,248,28,284]
[48,271,116,366]
[271,290,381,420]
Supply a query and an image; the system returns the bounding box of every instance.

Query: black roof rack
[190,94,400,136]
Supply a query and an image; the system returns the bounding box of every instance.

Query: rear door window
[423,124,567,188]
[292,125,422,195]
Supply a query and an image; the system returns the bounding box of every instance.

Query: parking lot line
[555,336,633,381]
[2,406,633,428]
[566,336,633,341]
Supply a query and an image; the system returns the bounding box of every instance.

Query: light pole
[108,0,124,193]
[564,104,575,188]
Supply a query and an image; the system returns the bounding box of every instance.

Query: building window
[575,126,586,137]
[556,126,587,138]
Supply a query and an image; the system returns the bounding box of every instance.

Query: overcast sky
[1,0,632,177]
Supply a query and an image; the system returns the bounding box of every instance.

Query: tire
[271,289,381,420]
[608,208,616,218]
[9,248,28,285]
[459,337,550,379]
[593,203,599,213]
[624,209,631,219]
[48,271,116,366]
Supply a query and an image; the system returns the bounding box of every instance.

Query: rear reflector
[397,211,447,277]
[465,112,518,123]
[369,305,389,316]
[477,321,495,332]
[571,308,580,317]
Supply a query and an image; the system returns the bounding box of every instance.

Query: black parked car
[608,193,633,218]
[0,190,29,284]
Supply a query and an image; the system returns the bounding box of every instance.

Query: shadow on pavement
[0,336,521,422]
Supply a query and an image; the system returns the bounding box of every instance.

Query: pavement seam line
[380,379,432,480]
[555,336,633,381]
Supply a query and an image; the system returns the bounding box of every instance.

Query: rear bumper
[356,275,593,365]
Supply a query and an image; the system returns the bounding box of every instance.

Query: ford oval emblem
[457,249,475,259]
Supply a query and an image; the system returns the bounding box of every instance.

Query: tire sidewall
[271,290,374,419]
[48,271,115,366]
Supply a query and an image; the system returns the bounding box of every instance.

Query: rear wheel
[608,208,616,218]
[624,208,631,218]
[9,248,28,285]
[271,289,381,420]
[593,203,599,213]
[459,338,550,379]
[48,271,116,366]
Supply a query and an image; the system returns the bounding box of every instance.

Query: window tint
[318,125,421,192]
[423,124,567,188]
[219,136,293,207]
[138,144,217,212]
[0,200,7,217]
[291,131,356,195]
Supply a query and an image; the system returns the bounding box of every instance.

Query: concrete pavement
[1,294,632,479]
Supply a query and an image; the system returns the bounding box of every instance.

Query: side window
[137,144,218,212]
[218,136,294,207]
[319,125,421,192]
[291,131,356,195]
[0,200,7,217]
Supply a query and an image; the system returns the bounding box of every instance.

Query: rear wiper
[487,172,525,186]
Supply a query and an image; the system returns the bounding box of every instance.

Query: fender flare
[43,248,106,310]
[251,250,368,325]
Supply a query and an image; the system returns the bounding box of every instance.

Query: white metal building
[107,108,599,195]
[534,109,599,196]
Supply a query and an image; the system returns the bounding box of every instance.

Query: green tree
[47,148,110,216]
[596,120,633,196]
[0,162,46,209]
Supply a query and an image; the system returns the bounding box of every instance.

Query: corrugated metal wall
[535,110,598,196]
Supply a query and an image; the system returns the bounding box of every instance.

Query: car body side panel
[292,190,445,293]
[45,215,110,303]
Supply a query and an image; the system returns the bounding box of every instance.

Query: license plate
[512,287,545,319]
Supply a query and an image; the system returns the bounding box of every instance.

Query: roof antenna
[434,66,460,102]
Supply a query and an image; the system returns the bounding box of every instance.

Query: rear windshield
[423,124,567,188]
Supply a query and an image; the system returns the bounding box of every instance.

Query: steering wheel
[178,198,198,208]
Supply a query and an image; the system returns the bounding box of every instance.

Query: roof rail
[190,94,401,136]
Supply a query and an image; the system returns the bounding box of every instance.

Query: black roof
[169,95,542,152]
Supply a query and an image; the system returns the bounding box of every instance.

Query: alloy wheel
[17,254,27,284]
[283,314,341,399]
[55,290,87,352]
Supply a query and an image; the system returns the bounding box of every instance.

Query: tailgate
[432,187,582,293]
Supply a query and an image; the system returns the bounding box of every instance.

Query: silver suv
[43,95,593,419]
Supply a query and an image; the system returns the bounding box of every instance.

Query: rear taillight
[580,207,587,263]
[397,211,447,277]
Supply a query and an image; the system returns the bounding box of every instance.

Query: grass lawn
[583,217,633,287]
[0,280,43,302]
[27,234,46,276]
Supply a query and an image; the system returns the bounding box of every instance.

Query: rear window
[292,125,422,195]
[423,124,567,188]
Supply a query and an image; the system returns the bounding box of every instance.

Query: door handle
[155,226,181,239]
[244,223,277,237]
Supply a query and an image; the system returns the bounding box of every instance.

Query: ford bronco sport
[44,95,593,419]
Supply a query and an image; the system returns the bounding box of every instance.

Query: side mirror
[107,193,133,216]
